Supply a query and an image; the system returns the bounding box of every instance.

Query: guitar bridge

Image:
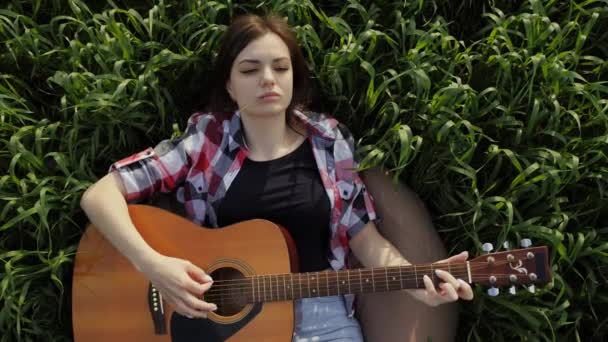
[148,283,167,335]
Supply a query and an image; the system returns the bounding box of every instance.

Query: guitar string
[200,259,524,286]
[201,270,539,302]
[198,273,537,304]
[201,270,537,296]
[202,271,530,294]
[198,259,532,289]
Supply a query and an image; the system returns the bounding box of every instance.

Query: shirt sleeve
[334,122,382,239]
[108,113,209,203]
[345,163,382,239]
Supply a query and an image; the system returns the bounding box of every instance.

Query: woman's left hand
[408,251,474,307]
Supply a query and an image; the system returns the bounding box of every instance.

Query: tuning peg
[503,241,511,250]
[520,238,532,248]
[482,243,494,254]
[527,285,535,293]
[509,285,517,295]
[487,287,499,297]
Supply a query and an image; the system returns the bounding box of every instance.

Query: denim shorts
[292,295,364,342]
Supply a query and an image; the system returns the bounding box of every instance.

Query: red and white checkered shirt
[110,109,380,314]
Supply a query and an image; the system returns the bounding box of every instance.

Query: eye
[275,67,289,72]
[240,69,257,74]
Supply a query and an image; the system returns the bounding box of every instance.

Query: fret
[269,275,273,301]
[431,264,435,287]
[276,275,281,301]
[299,273,303,299]
[358,269,363,293]
[251,277,255,302]
[326,272,330,297]
[371,268,375,292]
[347,269,350,294]
[385,268,389,290]
[270,275,274,301]
[307,273,311,297]
[334,270,340,295]
[414,265,418,288]
[255,276,258,302]
[397,265,403,290]
[274,275,278,301]
[282,274,286,301]
[291,273,296,299]
[259,275,263,302]
[315,273,319,296]
[263,275,267,301]
[290,273,294,300]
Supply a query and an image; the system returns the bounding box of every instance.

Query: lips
[259,92,280,99]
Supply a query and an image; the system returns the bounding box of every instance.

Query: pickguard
[170,303,263,341]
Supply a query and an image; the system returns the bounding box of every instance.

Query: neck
[204,263,472,304]
[239,110,299,161]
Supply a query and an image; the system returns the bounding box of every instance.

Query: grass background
[0,0,607,341]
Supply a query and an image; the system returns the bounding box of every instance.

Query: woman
[80,13,473,341]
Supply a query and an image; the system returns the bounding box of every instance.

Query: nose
[260,65,276,87]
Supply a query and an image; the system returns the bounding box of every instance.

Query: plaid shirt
[110,109,380,314]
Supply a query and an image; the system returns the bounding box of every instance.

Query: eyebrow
[238,57,290,65]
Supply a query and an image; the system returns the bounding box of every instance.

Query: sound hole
[207,267,248,317]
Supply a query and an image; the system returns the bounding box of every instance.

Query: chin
[246,104,289,117]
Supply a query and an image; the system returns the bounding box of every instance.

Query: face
[226,32,293,118]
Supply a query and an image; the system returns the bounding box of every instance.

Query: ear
[226,80,234,101]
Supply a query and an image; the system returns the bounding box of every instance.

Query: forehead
[234,32,291,63]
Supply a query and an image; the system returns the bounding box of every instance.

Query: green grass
[0,0,606,341]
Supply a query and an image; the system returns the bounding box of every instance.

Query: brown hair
[203,14,312,129]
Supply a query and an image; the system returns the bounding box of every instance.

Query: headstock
[469,239,551,296]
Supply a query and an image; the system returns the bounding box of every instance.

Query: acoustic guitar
[72,205,551,341]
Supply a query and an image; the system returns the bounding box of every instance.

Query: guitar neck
[235,263,471,303]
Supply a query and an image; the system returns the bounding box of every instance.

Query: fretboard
[210,264,470,304]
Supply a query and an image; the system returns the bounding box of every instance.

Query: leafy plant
[0,0,606,341]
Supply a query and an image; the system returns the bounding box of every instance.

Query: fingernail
[204,275,213,282]
[211,304,218,311]
[435,269,442,275]
[187,315,193,319]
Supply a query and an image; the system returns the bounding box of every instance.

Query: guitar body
[72,205,295,342]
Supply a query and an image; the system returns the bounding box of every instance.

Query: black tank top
[216,139,332,272]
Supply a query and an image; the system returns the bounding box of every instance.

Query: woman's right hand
[138,253,217,319]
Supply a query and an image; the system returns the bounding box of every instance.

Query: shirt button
[198,186,203,191]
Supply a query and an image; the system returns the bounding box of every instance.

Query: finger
[186,262,213,284]
[457,279,474,300]
[161,293,203,319]
[439,282,459,302]
[201,280,213,293]
[184,276,212,296]
[435,269,461,290]
[174,298,209,319]
[183,292,218,313]
[436,251,469,264]
[422,274,437,295]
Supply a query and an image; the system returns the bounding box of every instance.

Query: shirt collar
[227,109,338,152]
